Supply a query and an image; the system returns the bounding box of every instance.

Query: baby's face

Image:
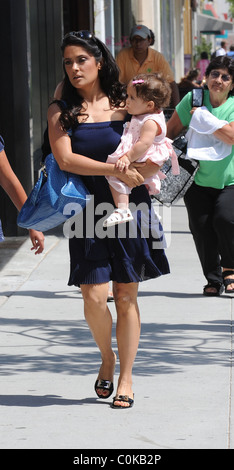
[126,84,151,116]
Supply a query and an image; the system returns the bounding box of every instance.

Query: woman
[196,51,210,84]
[177,68,201,100]
[167,56,234,296]
[47,31,170,408]
[0,135,44,253]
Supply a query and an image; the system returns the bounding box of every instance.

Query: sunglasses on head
[64,30,94,40]
[210,70,231,82]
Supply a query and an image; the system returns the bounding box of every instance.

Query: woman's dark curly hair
[53,31,126,130]
[205,55,234,96]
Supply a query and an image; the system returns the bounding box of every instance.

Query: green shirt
[176,90,234,189]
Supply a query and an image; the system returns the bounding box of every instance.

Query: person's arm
[0,149,44,254]
[166,110,185,140]
[0,150,28,211]
[116,119,160,172]
[170,81,180,107]
[131,159,160,179]
[127,120,159,162]
[168,104,234,145]
[132,112,184,179]
[213,121,234,145]
[188,106,234,145]
[47,103,144,188]
[54,81,63,99]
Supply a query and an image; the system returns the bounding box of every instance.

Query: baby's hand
[115,154,130,172]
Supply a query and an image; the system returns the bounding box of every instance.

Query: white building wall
[94,0,106,42]
[174,0,185,82]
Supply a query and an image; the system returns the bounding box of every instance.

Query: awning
[197,13,233,34]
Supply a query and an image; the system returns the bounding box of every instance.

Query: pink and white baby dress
[106,112,179,195]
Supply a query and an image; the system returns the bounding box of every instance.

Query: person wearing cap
[116,25,179,107]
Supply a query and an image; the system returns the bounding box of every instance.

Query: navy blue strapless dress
[68,120,170,286]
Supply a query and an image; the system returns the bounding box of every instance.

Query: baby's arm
[116,119,160,172]
[127,119,160,162]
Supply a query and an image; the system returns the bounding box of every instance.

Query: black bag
[153,137,199,206]
[154,89,203,206]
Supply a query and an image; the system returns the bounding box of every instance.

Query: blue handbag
[17,153,91,232]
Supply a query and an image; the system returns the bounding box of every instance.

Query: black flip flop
[94,379,114,399]
[111,394,134,409]
[223,270,234,293]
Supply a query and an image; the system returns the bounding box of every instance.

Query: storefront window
[94,0,133,57]
[160,0,175,73]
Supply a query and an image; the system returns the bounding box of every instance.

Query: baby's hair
[130,73,171,109]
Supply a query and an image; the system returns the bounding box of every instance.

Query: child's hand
[115,154,130,172]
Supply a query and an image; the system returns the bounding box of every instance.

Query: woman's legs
[81,282,116,397]
[213,185,234,291]
[184,183,223,291]
[184,183,234,293]
[81,281,140,406]
[113,281,140,407]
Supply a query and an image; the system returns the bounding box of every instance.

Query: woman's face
[206,67,234,99]
[63,45,101,91]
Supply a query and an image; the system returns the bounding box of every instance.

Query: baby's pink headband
[132,79,145,85]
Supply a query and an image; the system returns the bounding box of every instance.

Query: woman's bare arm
[0,150,29,211]
[166,110,185,140]
[48,104,144,187]
[213,121,234,145]
[167,108,234,146]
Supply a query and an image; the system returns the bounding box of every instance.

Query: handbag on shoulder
[18,99,91,232]
[155,88,203,206]
[17,153,90,232]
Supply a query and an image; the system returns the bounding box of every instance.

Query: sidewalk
[0,203,233,450]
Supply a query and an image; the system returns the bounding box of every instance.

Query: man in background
[116,25,179,108]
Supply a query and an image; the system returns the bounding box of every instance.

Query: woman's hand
[29,229,45,254]
[131,160,160,179]
[116,166,144,188]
